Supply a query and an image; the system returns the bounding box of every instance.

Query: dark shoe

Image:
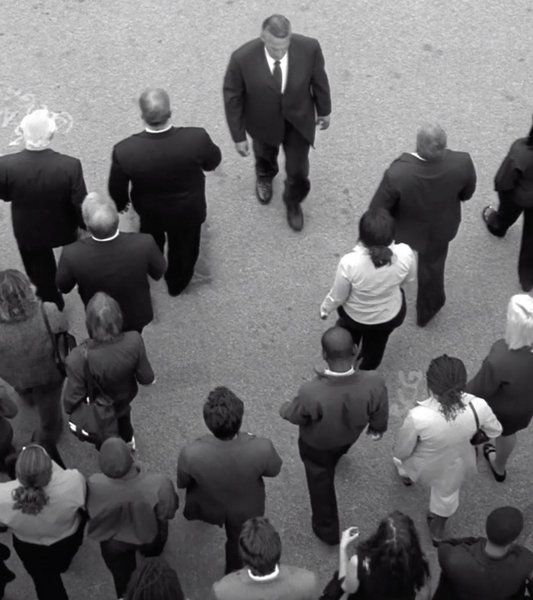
[312,521,340,546]
[427,512,448,547]
[483,443,506,482]
[255,179,273,204]
[286,204,304,232]
[521,282,533,293]
[482,206,506,238]
[167,281,188,297]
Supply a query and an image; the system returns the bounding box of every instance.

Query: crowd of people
[1,11,533,600]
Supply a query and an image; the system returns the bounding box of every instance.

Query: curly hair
[355,511,429,598]
[12,445,52,515]
[0,269,38,324]
[426,354,467,421]
[125,557,184,600]
[203,386,244,440]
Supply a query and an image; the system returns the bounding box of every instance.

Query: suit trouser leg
[486,190,523,235]
[139,213,166,255]
[100,540,138,599]
[518,207,533,289]
[0,418,15,474]
[282,121,311,207]
[253,139,280,181]
[18,246,64,310]
[416,242,449,326]
[224,514,247,574]
[30,379,65,445]
[165,223,202,294]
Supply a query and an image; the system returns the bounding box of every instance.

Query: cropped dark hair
[139,88,171,127]
[239,517,282,576]
[86,292,123,342]
[359,209,395,268]
[12,445,53,515]
[203,387,244,440]
[416,123,447,161]
[125,557,184,600]
[262,14,291,38]
[426,354,467,421]
[357,511,429,597]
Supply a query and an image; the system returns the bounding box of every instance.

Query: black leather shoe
[255,179,273,204]
[287,204,304,232]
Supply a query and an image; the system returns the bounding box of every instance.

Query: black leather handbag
[469,402,490,446]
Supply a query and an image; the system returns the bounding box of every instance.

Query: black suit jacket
[56,233,166,332]
[223,34,331,147]
[0,149,87,249]
[107,126,221,224]
[369,150,477,253]
[494,138,533,208]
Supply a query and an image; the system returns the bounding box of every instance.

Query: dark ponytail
[426,355,467,421]
[368,246,393,268]
[359,209,395,268]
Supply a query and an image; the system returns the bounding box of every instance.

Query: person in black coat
[56,193,166,333]
[369,123,476,327]
[223,14,331,232]
[0,110,87,311]
[0,541,16,599]
[108,88,221,297]
[482,115,533,291]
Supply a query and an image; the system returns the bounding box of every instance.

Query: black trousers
[117,410,134,443]
[140,214,202,295]
[0,418,15,476]
[100,520,168,598]
[416,241,449,326]
[223,513,249,574]
[486,191,533,290]
[17,378,65,445]
[298,438,352,546]
[336,291,407,370]
[12,516,86,600]
[18,246,64,310]
[253,120,311,206]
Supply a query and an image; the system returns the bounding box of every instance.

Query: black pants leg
[253,138,280,182]
[416,242,449,327]
[298,438,352,545]
[165,223,202,295]
[518,207,533,290]
[486,190,523,236]
[224,514,246,574]
[18,246,64,310]
[0,418,15,475]
[30,379,65,445]
[282,121,311,206]
[139,213,166,255]
[116,409,134,444]
[100,540,138,599]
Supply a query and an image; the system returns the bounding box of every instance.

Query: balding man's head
[139,88,171,127]
[82,193,119,239]
[416,123,447,161]
[321,327,355,361]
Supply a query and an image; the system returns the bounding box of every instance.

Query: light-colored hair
[505,294,533,350]
[86,292,123,342]
[139,88,171,127]
[20,109,56,149]
[12,445,52,515]
[416,123,447,161]
[262,14,291,38]
[82,193,119,239]
[0,269,38,324]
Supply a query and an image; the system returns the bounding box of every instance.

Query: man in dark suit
[223,14,331,232]
[0,109,87,310]
[56,193,166,333]
[370,123,477,327]
[177,386,282,574]
[108,88,221,297]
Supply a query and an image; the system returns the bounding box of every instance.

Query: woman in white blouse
[320,209,416,370]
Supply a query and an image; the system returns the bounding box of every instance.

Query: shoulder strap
[40,303,58,353]
[81,343,96,402]
[469,401,480,429]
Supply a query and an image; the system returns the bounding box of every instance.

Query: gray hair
[262,14,291,38]
[505,294,533,350]
[20,109,56,150]
[139,88,171,127]
[86,292,123,342]
[82,193,119,239]
[416,123,447,161]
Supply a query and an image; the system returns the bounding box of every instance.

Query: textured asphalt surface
[1,0,533,598]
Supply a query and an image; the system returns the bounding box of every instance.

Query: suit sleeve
[0,382,19,419]
[223,54,247,143]
[311,40,332,117]
[459,154,477,201]
[197,129,222,172]
[154,476,180,520]
[107,147,131,212]
[147,237,167,280]
[494,154,519,192]
[71,159,88,229]
[135,334,155,385]
[367,379,389,435]
[63,351,87,415]
[369,170,400,214]
[177,448,193,489]
[262,440,282,478]
[0,162,8,201]
[279,389,323,425]
[56,250,77,294]
[465,354,501,401]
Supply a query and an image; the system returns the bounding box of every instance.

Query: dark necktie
[273,60,282,92]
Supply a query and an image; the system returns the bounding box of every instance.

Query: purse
[40,304,76,377]
[469,401,490,446]
[68,344,119,447]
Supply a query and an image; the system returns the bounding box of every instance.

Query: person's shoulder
[238,432,275,451]
[53,151,81,166]
[212,570,247,598]
[59,467,86,487]
[385,153,412,174]
[119,231,153,247]
[231,38,262,60]
[393,242,416,258]
[356,369,386,387]
[114,133,145,152]
[446,149,474,165]
[291,33,319,47]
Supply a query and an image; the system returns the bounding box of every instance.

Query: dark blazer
[107,126,221,223]
[177,432,282,526]
[369,151,477,253]
[56,232,166,332]
[0,148,87,249]
[223,34,331,147]
[494,138,533,207]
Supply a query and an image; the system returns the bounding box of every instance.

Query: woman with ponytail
[320,209,416,370]
[0,444,86,600]
[393,355,502,546]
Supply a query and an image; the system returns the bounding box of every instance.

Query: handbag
[469,402,490,446]
[68,344,119,446]
[40,304,76,377]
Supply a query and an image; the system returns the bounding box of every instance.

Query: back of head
[20,109,56,150]
[82,193,119,239]
[12,445,53,515]
[0,269,37,324]
[261,14,291,38]
[486,506,524,547]
[416,123,447,161]
[125,557,184,600]
[321,326,355,361]
[505,294,533,350]
[426,354,467,421]
[86,292,123,342]
[139,88,171,127]
[98,437,134,479]
[239,517,282,576]
[359,209,395,268]
[203,386,244,440]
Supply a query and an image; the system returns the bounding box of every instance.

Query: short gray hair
[416,123,447,161]
[20,109,56,149]
[139,88,171,127]
[262,14,291,38]
[82,193,119,239]
[86,292,123,342]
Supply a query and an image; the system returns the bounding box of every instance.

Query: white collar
[324,367,355,377]
[248,565,280,582]
[92,229,120,242]
[145,124,172,134]
[410,152,426,161]
[264,47,288,67]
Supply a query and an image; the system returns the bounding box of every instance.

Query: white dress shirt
[145,124,172,134]
[264,48,289,93]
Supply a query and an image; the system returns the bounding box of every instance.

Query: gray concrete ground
[1,0,533,598]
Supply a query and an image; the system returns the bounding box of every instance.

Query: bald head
[416,123,447,161]
[82,193,119,239]
[139,88,171,127]
[321,327,355,361]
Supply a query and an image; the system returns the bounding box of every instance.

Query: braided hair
[426,354,467,421]
[125,557,184,600]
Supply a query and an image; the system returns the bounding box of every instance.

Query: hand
[320,309,328,320]
[367,430,383,441]
[316,115,331,130]
[341,526,359,548]
[235,140,249,157]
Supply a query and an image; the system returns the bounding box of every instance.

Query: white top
[320,242,417,324]
[264,48,288,93]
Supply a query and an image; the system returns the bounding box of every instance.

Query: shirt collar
[324,367,355,377]
[264,47,288,68]
[92,229,120,242]
[248,565,280,582]
[411,152,426,161]
[145,124,172,134]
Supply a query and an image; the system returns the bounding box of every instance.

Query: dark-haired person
[223,14,331,232]
[320,209,416,370]
[108,88,221,296]
[125,557,185,600]
[393,355,502,545]
[87,437,179,599]
[370,123,476,327]
[0,445,86,600]
[57,193,166,333]
[178,387,282,573]
[433,506,533,600]
[482,114,533,291]
[63,292,155,450]
[209,517,319,600]
[280,327,388,545]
